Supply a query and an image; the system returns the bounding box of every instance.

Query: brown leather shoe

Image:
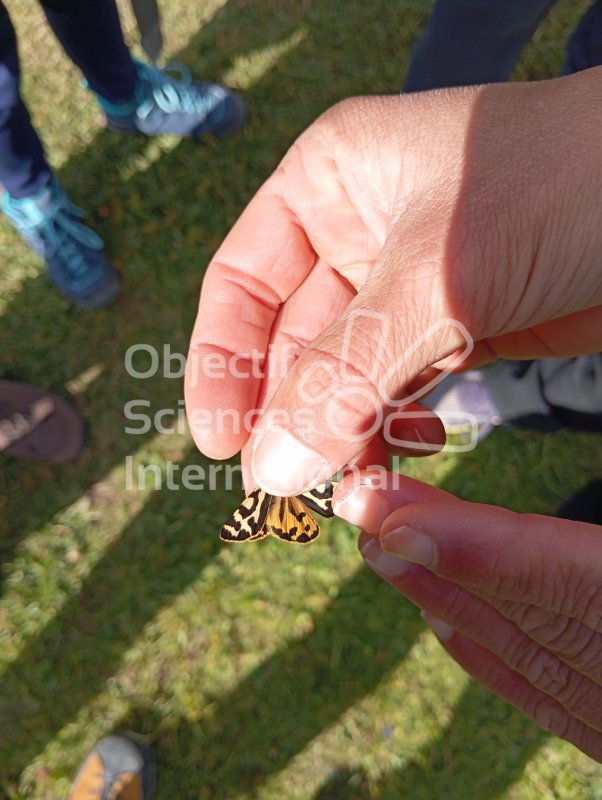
[0,380,84,463]
[68,735,154,800]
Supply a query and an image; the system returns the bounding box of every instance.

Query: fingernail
[251,426,329,495]
[360,538,411,578]
[388,424,439,452]
[420,611,454,642]
[381,526,436,568]
[334,486,392,534]
[402,426,444,453]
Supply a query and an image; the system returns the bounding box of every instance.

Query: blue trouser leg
[0,2,50,198]
[0,0,136,199]
[40,0,136,103]
[404,0,557,91]
[563,0,602,73]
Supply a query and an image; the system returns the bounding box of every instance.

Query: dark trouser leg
[0,2,51,198]
[40,0,137,103]
[404,0,557,91]
[0,0,139,199]
[484,357,602,434]
[563,0,602,73]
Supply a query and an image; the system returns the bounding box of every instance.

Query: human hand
[333,470,602,762]
[186,68,602,493]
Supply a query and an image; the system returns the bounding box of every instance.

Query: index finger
[185,185,317,460]
[379,500,602,624]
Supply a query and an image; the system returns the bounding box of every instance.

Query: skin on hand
[184,66,602,759]
[186,67,602,495]
[333,470,602,762]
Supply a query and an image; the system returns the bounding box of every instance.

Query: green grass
[1,0,601,797]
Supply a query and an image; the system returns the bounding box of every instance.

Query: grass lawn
[1,0,602,797]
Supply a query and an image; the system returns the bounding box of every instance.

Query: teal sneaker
[95,60,246,139]
[2,179,120,310]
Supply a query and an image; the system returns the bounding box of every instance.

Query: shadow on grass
[312,684,546,800]
[0,0,430,788]
[110,565,547,800]
[0,0,426,561]
[141,569,425,799]
[0,448,224,772]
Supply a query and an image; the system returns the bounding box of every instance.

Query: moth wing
[298,480,337,518]
[220,488,272,542]
[268,496,320,544]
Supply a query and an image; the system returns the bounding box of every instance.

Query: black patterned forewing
[220,488,273,542]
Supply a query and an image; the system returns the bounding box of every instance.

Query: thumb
[250,273,472,496]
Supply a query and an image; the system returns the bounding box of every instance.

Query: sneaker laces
[134,60,221,120]
[13,187,103,280]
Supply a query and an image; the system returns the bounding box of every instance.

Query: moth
[220,481,336,544]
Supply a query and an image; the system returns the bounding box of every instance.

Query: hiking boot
[96,59,246,139]
[2,179,120,309]
[69,735,154,800]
